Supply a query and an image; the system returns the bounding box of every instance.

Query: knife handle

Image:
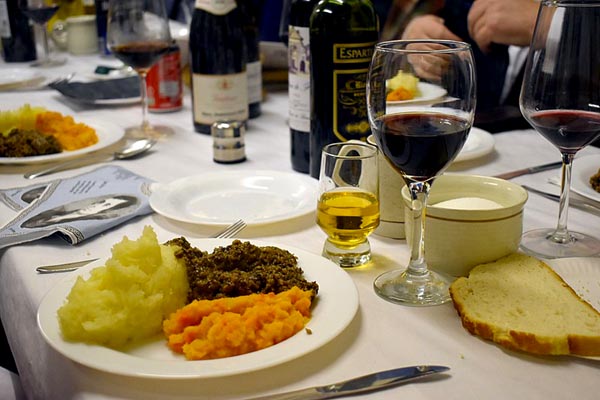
[494,169,529,180]
[24,154,108,179]
[244,387,326,400]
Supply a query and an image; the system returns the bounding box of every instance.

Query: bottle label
[288,25,311,132]
[247,60,262,104]
[194,0,236,15]
[0,1,11,39]
[332,42,375,141]
[192,72,249,124]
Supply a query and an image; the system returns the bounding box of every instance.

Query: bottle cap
[211,121,246,164]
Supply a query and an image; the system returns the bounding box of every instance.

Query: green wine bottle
[309,0,379,178]
[288,0,320,174]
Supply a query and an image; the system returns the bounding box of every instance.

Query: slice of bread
[449,253,600,355]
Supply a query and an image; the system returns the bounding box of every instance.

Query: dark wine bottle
[288,0,319,174]
[189,0,248,134]
[309,0,379,178]
[238,0,261,119]
[0,0,37,62]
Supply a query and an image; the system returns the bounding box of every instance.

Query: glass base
[520,228,600,259]
[125,124,174,140]
[31,56,67,68]
[322,239,371,268]
[373,268,451,306]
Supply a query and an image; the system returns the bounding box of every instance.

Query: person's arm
[467,0,539,53]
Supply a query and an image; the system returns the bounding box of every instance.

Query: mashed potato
[57,226,189,349]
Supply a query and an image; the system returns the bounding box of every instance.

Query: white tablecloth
[1,54,599,400]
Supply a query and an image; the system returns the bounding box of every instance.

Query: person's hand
[401,15,462,82]
[468,0,539,53]
[401,14,463,42]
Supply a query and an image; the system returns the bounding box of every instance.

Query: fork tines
[211,219,247,239]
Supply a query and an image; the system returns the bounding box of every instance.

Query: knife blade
[522,185,600,217]
[494,161,563,180]
[36,258,99,273]
[243,365,450,400]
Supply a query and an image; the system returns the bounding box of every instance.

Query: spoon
[24,139,157,179]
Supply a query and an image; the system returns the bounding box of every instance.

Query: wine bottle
[309,0,379,178]
[0,0,37,62]
[288,0,319,174]
[94,0,110,55]
[238,0,262,119]
[189,0,248,134]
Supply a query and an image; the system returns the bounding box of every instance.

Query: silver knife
[494,160,563,180]
[243,365,450,400]
[522,185,600,217]
[36,258,99,273]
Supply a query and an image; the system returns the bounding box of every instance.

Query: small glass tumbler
[317,141,380,267]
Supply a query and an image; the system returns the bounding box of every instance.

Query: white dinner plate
[546,257,600,361]
[570,154,600,202]
[0,69,44,91]
[149,171,319,226]
[37,238,359,379]
[387,82,448,106]
[0,117,124,165]
[454,127,495,163]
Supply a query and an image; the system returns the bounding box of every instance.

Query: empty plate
[149,170,318,226]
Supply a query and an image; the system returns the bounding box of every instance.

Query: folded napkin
[0,166,153,249]
[49,76,141,103]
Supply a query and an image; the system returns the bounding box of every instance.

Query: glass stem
[552,153,574,244]
[407,181,431,277]
[139,71,150,131]
[40,23,50,61]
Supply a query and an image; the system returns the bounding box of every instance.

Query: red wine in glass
[528,110,600,154]
[20,5,58,24]
[111,41,170,72]
[376,112,470,181]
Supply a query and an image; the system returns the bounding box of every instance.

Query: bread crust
[449,253,600,356]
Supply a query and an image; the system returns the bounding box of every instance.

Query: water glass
[317,141,379,268]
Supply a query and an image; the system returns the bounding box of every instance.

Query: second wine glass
[107,0,172,140]
[19,0,66,67]
[519,0,600,258]
[367,40,476,306]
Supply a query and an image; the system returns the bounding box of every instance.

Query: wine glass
[107,0,172,140]
[367,40,476,306]
[19,0,66,67]
[519,0,600,258]
[317,141,379,268]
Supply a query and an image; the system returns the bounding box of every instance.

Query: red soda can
[147,42,183,113]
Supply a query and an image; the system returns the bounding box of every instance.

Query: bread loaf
[449,253,600,356]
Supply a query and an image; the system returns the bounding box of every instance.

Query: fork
[35,220,247,273]
[211,219,247,238]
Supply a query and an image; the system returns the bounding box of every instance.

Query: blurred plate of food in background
[0,111,124,165]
